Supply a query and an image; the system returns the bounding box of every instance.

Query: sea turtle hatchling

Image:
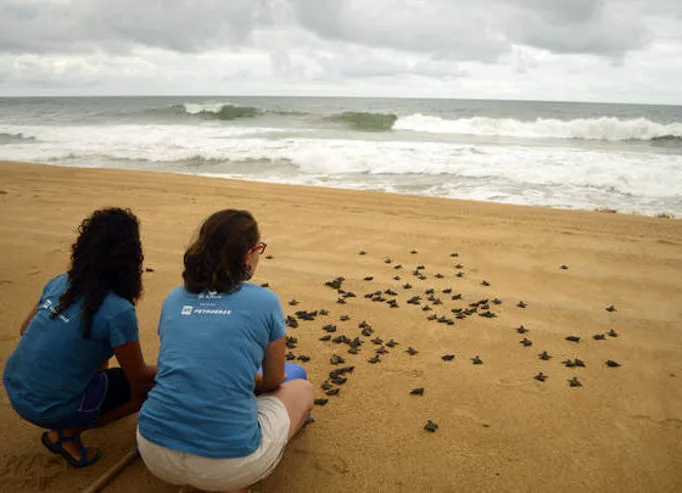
[367,355,381,364]
[330,354,346,365]
[517,301,528,308]
[424,420,439,432]
[406,347,419,355]
[520,338,533,347]
[607,329,618,337]
[472,355,483,365]
[375,347,389,355]
[568,377,582,387]
[565,336,580,343]
[314,398,329,406]
[319,335,331,342]
[538,351,551,361]
[325,388,340,396]
[339,315,351,321]
[481,280,490,287]
[410,387,425,396]
[534,372,548,382]
[593,334,606,340]
[363,276,374,281]
[441,354,455,361]
[516,325,529,334]
[297,355,310,362]
[606,305,617,312]
[605,360,621,367]
[386,339,398,348]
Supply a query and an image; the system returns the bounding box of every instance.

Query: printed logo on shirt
[199,290,223,300]
[179,304,231,316]
[40,299,70,323]
[181,305,194,316]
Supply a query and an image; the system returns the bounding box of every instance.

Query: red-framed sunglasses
[250,241,267,255]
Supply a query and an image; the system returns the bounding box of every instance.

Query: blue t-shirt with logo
[138,283,287,459]
[3,274,139,426]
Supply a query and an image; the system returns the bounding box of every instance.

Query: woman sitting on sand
[3,207,157,468]
[136,209,314,493]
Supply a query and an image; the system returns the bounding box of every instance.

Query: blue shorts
[47,368,132,430]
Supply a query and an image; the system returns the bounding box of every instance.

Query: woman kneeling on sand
[3,207,157,468]
[136,209,314,493]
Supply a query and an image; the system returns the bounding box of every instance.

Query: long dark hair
[52,208,143,338]
[183,209,260,293]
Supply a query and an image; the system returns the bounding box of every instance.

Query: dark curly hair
[183,209,260,294]
[52,208,144,338]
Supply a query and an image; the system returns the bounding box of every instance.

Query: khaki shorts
[137,396,290,492]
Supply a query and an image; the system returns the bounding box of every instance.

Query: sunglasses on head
[250,241,267,255]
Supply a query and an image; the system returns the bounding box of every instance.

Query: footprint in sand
[0,452,65,491]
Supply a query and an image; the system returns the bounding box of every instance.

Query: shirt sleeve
[268,294,286,343]
[107,306,140,347]
[38,274,67,305]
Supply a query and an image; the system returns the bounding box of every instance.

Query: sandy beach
[1,160,681,493]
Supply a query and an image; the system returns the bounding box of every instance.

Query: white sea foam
[394,114,682,141]
[1,122,680,216]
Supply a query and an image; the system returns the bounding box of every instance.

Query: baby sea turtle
[427,314,437,321]
[358,321,371,329]
[574,359,586,367]
[339,315,351,321]
[562,359,576,368]
[384,258,392,264]
[607,329,618,337]
[323,324,338,333]
[325,277,345,289]
[455,263,464,269]
[441,354,455,361]
[452,293,462,300]
[376,347,389,355]
[285,352,296,361]
[472,355,483,365]
[385,289,398,296]
[319,309,329,316]
[456,272,464,278]
[325,388,340,396]
[371,337,383,345]
[336,298,346,304]
[435,273,444,279]
[358,250,367,255]
[605,305,617,312]
[442,288,452,294]
[479,311,496,318]
[406,347,419,355]
[422,305,432,311]
[321,381,333,391]
[492,298,502,305]
[393,275,401,281]
[297,355,311,362]
[538,351,551,360]
[404,283,413,289]
[330,375,347,385]
[288,299,299,306]
[417,265,426,270]
[560,265,568,270]
[285,336,298,349]
[424,420,439,432]
[363,276,374,281]
[260,282,269,288]
[411,249,418,254]
[407,296,421,305]
[516,325,529,334]
[605,360,621,367]
[314,398,329,406]
[350,337,362,348]
[517,301,527,308]
[367,355,381,364]
[566,336,580,343]
[520,338,533,347]
[568,377,582,387]
[265,255,274,260]
[481,280,490,287]
[348,347,360,355]
[425,288,435,295]
[450,252,459,257]
[534,372,547,382]
[319,335,331,342]
[593,334,606,340]
[361,327,374,337]
[286,316,299,328]
[418,274,428,280]
[410,387,425,396]
[332,335,351,345]
[386,339,398,348]
[394,264,403,270]
[330,354,346,365]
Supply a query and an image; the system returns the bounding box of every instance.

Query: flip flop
[41,431,101,468]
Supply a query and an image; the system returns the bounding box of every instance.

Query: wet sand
[1,160,681,492]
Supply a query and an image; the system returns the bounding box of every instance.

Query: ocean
[1,96,681,216]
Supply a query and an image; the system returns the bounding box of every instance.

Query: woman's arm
[19,304,39,336]
[254,336,285,395]
[113,341,157,396]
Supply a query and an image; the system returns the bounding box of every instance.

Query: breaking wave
[323,112,398,131]
[394,114,682,142]
[0,132,36,144]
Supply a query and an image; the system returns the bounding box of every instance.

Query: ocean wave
[323,112,398,131]
[0,132,37,145]
[393,114,682,142]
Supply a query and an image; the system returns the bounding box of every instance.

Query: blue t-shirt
[3,274,139,426]
[138,283,286,459]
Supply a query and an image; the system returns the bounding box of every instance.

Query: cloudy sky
[1,0,681,104]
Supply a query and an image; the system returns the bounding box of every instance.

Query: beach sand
[1,161,681,493]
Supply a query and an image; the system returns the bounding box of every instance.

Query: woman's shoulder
[239,283,281,305]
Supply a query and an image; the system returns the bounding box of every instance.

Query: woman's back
[138,283,286,459]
